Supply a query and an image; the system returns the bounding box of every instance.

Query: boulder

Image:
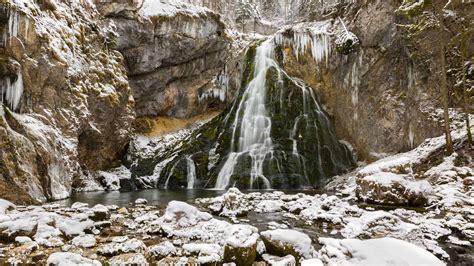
[90,204,110,221]
[147,241,177,259]
[163,201,212,227]
[98,238,146,256]
[262,254,296,265]
[109,253,148,265]
[223,225,259,265]
[71,234,96,248]
[260,229,314,262]
[356,172,433,207]
[0,218,37,242]
[46,252,101,266]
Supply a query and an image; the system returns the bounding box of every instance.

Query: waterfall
[215,39,277,190]
[186,156,196,189]
[150,24,355,190]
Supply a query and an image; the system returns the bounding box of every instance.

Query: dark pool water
[56,189,322,207]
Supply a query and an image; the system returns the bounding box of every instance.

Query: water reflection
[56,189,321,207]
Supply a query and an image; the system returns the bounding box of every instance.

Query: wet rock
[260,229,314,262]
[46,252,101,266]
[356,172,433,207]
[109,253,148,265]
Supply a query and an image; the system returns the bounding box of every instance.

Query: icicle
[408,123,415,149]
[274,23,332,66]
[2,74,24,112]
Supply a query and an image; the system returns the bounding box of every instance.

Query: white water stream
[215,39,277,189]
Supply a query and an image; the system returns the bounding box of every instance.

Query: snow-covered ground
[0,171,472,265]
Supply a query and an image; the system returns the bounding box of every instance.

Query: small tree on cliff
[396,0,470,154]
[433,2,454,154]
[448,16,473,147]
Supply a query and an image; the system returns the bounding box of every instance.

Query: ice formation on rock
[275,21,332,65]
[2,73,24,112]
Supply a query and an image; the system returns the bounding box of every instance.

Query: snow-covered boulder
[98,238,146,256]
[163,201,212,227]
[223,225,259,265]
[71,234,96,248]
[262,254,296,265]
[208,188,250,217]
[135,198,148,205]
[109,253,148,265]
[261,229,314,261]
[341,211,419,240]
[0,199,15,214]
[71,202,89,210]
[0,217,37,242]
[256,200,284,213]
[147,241,177,259]
[183,243,222,264]
[55,217,94,238]
[90,204,110,221]
[318,237,444,265]
[301,258,324,266]
[356,172,433,206]
[46,252,101,266]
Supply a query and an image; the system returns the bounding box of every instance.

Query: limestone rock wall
[101,0,238,119]
[277,0,473,161]
[0,0,135,203]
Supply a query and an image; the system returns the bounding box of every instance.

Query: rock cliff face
[0,0,134,203]
[274,0,472,161]
[101,0,235,119]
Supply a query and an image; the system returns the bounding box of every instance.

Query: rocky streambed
[0,179,472,266]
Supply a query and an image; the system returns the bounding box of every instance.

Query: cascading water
[145,24,355,190]
[186,156,196,189]
[215,39,276,189]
